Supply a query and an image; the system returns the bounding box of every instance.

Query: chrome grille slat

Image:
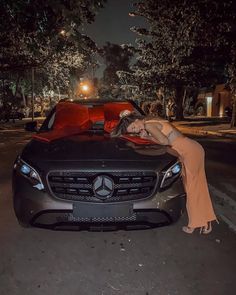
[48,171,157,202]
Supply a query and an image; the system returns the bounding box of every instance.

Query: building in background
[196,84,232,117]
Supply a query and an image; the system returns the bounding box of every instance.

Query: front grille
[47,171,157,202]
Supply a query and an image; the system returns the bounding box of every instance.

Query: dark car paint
[13,168,185,230]
[22,133,174,163]
[13,99,186,230]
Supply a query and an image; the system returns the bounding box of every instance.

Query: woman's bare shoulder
[145,116,169,129]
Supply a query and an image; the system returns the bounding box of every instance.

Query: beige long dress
[158,120,217,228]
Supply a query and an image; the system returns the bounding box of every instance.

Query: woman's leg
[182,138,217,229]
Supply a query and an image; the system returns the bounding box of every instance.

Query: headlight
[160,161,182,189]
[14,157,44,191]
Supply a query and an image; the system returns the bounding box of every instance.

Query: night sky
[83,0,145,46]
[82,0,146,77]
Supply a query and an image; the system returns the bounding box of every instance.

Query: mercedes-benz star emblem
[93,175,114,199]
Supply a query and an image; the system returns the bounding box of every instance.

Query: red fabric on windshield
[121,135,156,145]
[33,102,91,143]
[104,120,118,133]
[53,102,91,130]
[33,127,85,143]
[33,101,151,144]
[104,102,134,133]
[88,106,104,123]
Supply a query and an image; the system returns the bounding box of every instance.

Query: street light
[60,29,66,36]
[81,84,89,92]
[78,81,93,98]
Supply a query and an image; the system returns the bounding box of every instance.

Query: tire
[18,220,31,228]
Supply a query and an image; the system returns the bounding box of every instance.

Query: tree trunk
[40,96,44,116]
[2,78,4,96]
[14,75,20,99]
[21,88,26,107]
[230,91,236,128]
[174,85,185,120]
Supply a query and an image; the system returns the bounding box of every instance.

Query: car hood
[21,132,177,171]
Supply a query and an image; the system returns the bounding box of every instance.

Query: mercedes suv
[12,99,185,230]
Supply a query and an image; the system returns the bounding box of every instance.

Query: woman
[111,111,218,234]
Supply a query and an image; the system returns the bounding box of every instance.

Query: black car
[12,99,186,230]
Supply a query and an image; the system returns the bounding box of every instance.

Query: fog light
[30,170,39,180]
[166,171,173,178]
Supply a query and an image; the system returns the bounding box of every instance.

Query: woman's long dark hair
[110,112,145,137]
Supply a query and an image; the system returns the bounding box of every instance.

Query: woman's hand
[139,129,149,139]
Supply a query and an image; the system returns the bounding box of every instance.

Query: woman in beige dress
[111,112,217,234]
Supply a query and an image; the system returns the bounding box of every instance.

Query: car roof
[57,98,143,114]
[70,98,130,105]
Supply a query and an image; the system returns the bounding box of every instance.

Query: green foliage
[125,0,236,118]
[227,45,236,127]
[0,0,105,68]
[100,42,134,86]
[0,0,106,106]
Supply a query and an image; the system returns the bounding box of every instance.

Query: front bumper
[13,172,186,231]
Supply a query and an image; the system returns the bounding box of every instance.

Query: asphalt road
[0,129,236,295]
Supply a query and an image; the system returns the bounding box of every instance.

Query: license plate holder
[73,203,132,218]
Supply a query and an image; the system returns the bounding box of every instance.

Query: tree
[227,46,236,128]
[226,2,236,127]
[99,42,134,98]
[127,0,233,119]
[0,0,106,104]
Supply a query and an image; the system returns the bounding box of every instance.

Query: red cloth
[33,102,91,142]
[121,135,156,145]
[33,101,149,144]
[53,102,91,130]
[104,120,118,133]
[33,127,86,142]
[88,106,104,123]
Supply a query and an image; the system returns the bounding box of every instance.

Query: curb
[177,127,236,139]
[0,118,44,131]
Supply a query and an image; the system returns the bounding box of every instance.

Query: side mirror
[25,121,38,132]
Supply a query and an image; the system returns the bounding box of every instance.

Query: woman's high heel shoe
[183,221,216,234]
[200,222,212,234]
[182,226,195,234]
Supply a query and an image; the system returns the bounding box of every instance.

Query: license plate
[73,203,132,218]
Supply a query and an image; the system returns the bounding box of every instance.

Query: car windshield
[40,100,140,132]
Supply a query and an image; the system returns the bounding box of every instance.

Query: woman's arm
[144,122,170,145]
[125,141,167,156]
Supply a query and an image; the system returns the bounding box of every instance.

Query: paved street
[194,135,236,232]
[0,126,236,295]
[2,0,236,293]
